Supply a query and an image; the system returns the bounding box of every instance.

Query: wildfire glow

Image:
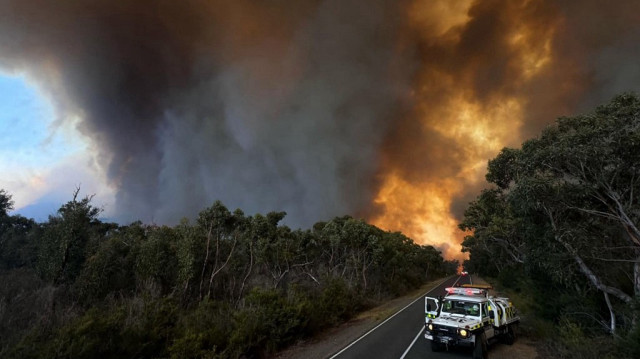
[370,0,557,260]
[373,173,462,259]
[371,97,525,260]
[409,0,473,38]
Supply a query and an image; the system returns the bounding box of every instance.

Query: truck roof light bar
[460,284,493,290]
[445,287,488,297]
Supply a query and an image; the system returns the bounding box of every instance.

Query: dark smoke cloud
[1,0,640,244]
[0,0,415,226]
[376,0,640,224]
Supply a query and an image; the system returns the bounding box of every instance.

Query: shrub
[228,288,306,357]
[169,299,233,359]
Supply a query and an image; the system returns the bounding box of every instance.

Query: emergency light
[445,287,488,297]
[461,284,492,290]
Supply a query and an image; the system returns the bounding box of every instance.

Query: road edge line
[328,275,454,359]
[399,326,423,359]
[397,274,464,358]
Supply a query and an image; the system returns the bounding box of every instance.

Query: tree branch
[544,206,633,304]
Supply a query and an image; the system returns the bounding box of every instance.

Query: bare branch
[567,206,620,221]
[304,272,320,285]
[488,236,525,264]
[207,234,237,296]
[604,186,640,245]
[603,292,616,335]
[584,256,638,263]
[544,205,633,303]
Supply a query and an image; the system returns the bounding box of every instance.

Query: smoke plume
[1,0,639,258]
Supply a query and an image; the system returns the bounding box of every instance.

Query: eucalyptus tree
[0,189,38,270]
[464,94,640,334]
[135,225,179,294]
[0,189,13,217]
[460,188,527,275]
[36,188,103,284]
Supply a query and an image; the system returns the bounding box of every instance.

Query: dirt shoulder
[471,275,539,359]
[275,275,540,359]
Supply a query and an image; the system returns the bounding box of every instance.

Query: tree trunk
[362,263,367,293]
[603,292,616,334]
[424,263,429,281]
[545,206,633,304]
[236,240,253,306]
[635,256,640,298]
[558,236,632,303]
[199,224,213,299]
[54,239,71,284]
[207,236,237,297]
[633,255,640,328]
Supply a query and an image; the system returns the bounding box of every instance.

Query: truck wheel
[431,340,442,352]
[503,324,516,345]
[472,333,488,359]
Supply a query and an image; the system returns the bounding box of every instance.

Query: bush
[318,277,362,324]
[228,288,306,357]
[4,296,180,359]
[169,299,233,359]
[617,320,640,359]
[540,319,621,359]
[0,192,450,358]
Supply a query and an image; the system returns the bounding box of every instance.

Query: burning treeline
[1,0,639,259]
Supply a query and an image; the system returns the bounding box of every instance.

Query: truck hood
[431,314,481,327]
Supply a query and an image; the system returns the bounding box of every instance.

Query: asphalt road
[329,275,474,359]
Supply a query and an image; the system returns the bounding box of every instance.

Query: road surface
[329,275,475,359]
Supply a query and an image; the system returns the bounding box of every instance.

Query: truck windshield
[441,300,480,317]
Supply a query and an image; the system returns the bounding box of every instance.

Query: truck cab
[424,285,519,358]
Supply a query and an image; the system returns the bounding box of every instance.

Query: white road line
[397,274,465,358]
[399,326,423,359]
[329,276,453,359]
[451,275,462,287]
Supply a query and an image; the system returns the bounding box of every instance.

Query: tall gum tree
[465,94,640,333]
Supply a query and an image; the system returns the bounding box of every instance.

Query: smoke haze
[1,0,639,258]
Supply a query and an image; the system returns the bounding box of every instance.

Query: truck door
[425,297,439,322]
[481,302,495,339]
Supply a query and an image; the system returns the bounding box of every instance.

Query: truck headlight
[428,324,434,331]
[459,329,468,338]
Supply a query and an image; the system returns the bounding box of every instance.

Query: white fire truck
[424,284,520,359]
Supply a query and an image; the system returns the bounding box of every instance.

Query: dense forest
[0,188,456,358]
[9,94,640,359]
[461,94,640,358]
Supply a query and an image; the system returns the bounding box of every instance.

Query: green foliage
[0,189,14,217]
[75,232,136,303]
[0,215,38,270]
[617,317,640,358]
[135,225,179,294]
[5,296,180,359]
[175,218,199,291]
[35,190,104,284]
[316,277,361,323]
[229,288,305,356]
[547,319,621,359]
[44,307,126,359]
[169,299,233,359]
[0,190,452,358]
[462,93,640,357]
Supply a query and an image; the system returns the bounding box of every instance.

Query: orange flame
[370,0,556,260]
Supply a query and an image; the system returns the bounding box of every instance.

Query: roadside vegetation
[461,93,640,359]
[0,188,457,358]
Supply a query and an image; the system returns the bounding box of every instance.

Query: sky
[1,0,639,259]
[0,73,114,221]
